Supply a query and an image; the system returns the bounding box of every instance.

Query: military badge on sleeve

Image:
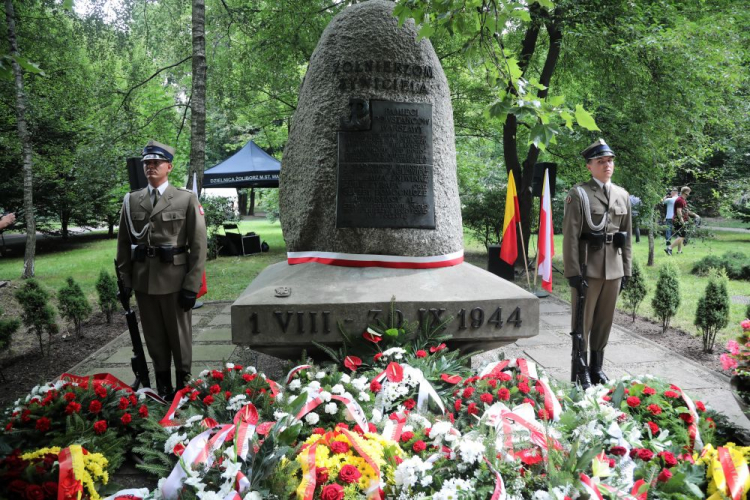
[566,196,572,204]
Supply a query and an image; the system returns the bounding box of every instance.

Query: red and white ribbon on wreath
[161,427,214,499]
[479,359,561,421]
[718,446,748,500]
[285,364,312,384]
[600,479,649,500]
[580,473,604,500]
[296,390,369,431]
[373,363,444,414]
[103,488,150,500]
[382,412,408,442]
[340,428,382,500]
[485,402,561,461]
[158,387,193,427]
[673,384,703,452]
[483,456,507,500]
[234,404,259,460]
[301,441,319,500]
[58,372,165,405]
[287,249,464,269]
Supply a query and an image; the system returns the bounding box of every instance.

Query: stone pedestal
[232,262,538,359]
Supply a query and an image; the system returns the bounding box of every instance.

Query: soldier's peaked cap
[581,138,615,161]
[142,140,175,162]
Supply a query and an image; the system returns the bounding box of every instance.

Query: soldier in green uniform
[116,140,207,397]
[563,139,632,388]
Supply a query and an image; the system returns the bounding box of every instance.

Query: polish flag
[537,168,554,292]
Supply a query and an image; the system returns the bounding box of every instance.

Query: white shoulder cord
[123,193,150,240]
[575,186,607,232]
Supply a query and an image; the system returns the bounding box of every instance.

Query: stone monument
[232,0,538,358]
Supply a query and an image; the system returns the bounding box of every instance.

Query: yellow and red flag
[500,170,521,265]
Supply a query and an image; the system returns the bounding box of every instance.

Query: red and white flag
[537,168,554,292]
[191,173,208,299]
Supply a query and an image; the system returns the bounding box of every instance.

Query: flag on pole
[191,173,208,299]
[499,170,521,265]
[537,168,554,292]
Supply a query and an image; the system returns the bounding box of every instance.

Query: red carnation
[189,390,199,401]
[646,421,660,435]
[121,413,132,425]
[626,396,641,408]
[35,417,51,432]
[400,431,414,442]
[225,391,232,399]
[139,405,148,418]
[696,401,706,412]
[203,395,215,405]
[480,393,494,404]
[64,392,76,402]
[65,402,81,415]
[370,380,382,393]
[313,427,325,435]
[320,484,345,500]
[209,384,221,394]
[679,413,694,425]
[647,404,663,415]
[602,396,611,402]
[454,399,462,411]
[664,390,679,398]
[338,464,362,484]
[344,355,362,372]
[412,440,427,452]
[523,397,536,407]
[129,394,138,406]
[462,387,475,399]
[211,370,224,381]
[637,448,654,461]
[368,423,377,433]
[403,399,416,410]
[467,402,479,415]
[518,382,530,394]
[119,397,130,410]
[330,441,350,454]
[95,385,107,398]
[487,378,498,388]
[441,374,462,385]
[609,446,627,456]
[335,423,349,430]
[538,408,550,421]
[242,373,256,383]
[657,468,672,483]
[93,420,107,434]
[415,350,427,358]
[643,386,656,396]
[497,387,510,401]
[316,467,329,484]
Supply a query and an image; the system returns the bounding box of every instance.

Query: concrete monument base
[232,262,539,359]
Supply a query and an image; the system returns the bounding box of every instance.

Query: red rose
[657,468,672,483]
[626,396,641,408]
[647,404,662,415]
[454,399,462,411]
[374,353,383,362]
[643,386,656,396]
[35,417,51,432]
[8,480,27,495]
[42,482,57,497]
[330,441,350,454]
[119,397,130,410]
[480,393,493,404]
[518,382,530,394]
[338,464,362,484]
[95,386,107,398]
[467,402,479,415]
[696,401,706,412]
[320,484,345,500]
[88,400,102,414]
[412,440,427,452]
[400,431,415,442]
[203,395,215,405]
[637,449,654,461]
[344,355,362,372]
[679,413,694,425]
[121,413,132,425]
[497,387,510,401]
[63,392,76,402]
[93,420,107,434]
[664,390,679,398]
[403,399,416,410]
[24,484,44,500]
[646,421,660,435]
[370,380,382,393]
[415,350,427,358]
[440,374,462,385]
[209,384,221,394]
[139,405,148,418]
[65,402,81,415]
[659,451,678,467]
[609,446,627,456]
[316,466,329,484]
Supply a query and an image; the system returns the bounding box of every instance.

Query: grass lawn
[702,217,750,230]
[1,221,747,345]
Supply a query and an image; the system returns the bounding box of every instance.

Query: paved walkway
[70,296,749,430]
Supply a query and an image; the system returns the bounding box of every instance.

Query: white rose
[331,384,345,395]
[305,412,320,425]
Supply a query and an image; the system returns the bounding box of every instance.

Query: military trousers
[570,276,622,352]
[135,291,192,373]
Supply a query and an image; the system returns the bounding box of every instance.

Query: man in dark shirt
[666,187,699,255]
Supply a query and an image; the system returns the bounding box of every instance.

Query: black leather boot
[574,363,593,390]
[155,371,174,399]
[590,350,609,385]
[175,370,191,391]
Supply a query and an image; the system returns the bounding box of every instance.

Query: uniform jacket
[117,184,207,295]
[563,178,632,280]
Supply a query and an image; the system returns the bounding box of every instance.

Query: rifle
[570,259,592,389]
[114,260,151,390]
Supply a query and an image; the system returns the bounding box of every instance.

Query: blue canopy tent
[203,141,280,188]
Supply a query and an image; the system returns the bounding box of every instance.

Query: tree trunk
[188,0,207,194]
[249,188,255,216]
[237,189,247,216]
[61,211,69,241]
[4,0,36,278]
[647,226,655,267]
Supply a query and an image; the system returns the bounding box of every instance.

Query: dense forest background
[1,0,747,271]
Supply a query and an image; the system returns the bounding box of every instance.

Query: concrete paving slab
[539,301,569,314]
[104,346,153,364]
[606,343,674,364]
[222,306,232,314]
[515,330,570,347]
[623,361,720,390]
[208,315,232,326]
[195,328,232,342]
[81,366,136,383]
[687,387,749,430]
[191,316,201,326]
[540,314,570,328]
[192,344,236,361]
[524,347,570,370]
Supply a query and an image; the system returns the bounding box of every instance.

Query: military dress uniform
[563,139,632,387]
[116,141,207,396]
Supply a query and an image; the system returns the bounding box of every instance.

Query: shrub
[201,195,238,260]
[461,186,506,250]
[695,269,730,353]
[746,303,750,320]
[622,259,648,321]
[691,251,750,280]
[95,270,118,324]
[651,262,680,334]
[691,255,724,277]
[58,277,92,337]
[0,306,20,355]
[15,279,58,356]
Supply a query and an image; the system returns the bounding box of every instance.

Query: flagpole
[517,221,531,289]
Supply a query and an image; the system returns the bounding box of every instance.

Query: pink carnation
[741,319,750,331]
[727,340,741,355]
[720,353,739,371]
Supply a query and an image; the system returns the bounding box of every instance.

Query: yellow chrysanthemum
[21,447,62,461]
[700,443,750,500]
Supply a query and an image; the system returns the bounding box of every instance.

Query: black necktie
[152,189,159,208]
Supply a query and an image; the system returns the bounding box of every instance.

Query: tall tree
[4,0,36,278]
[189,0,206,193]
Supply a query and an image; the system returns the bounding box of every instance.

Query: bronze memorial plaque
[336,100,434,229]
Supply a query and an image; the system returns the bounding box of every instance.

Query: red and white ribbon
[600,479,649,500]
[234,404,259,460]
[103,488,150,500]
[158,387,193,427]
[58,372,165,405]
[483,457,507,500]
[301,442,319,500]
[287,249,464,269]
[382,412,408,442]
[285,364,312,384]
[340,428,382,499]
[479,359,560,421]
[580,473,604,500]
[332,394,369,432]
[718,446,748,500]
[161,428,214,499]
[674,385,703,451]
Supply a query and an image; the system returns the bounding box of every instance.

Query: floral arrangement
[0,445,110,500]
[721,319,750,376]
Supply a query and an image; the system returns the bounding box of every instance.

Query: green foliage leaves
[95,270,118,324]
[58,277,92,337]
[622,259,648,321]
[574,104,600,131]
[15,279,58,356]
[651,262,681,334]
[694,269,730,353]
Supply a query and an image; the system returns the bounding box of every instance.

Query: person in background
[665,186,699,256]
[629,194,642,243]
[662,188,678,248]
[0,212,15,231]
